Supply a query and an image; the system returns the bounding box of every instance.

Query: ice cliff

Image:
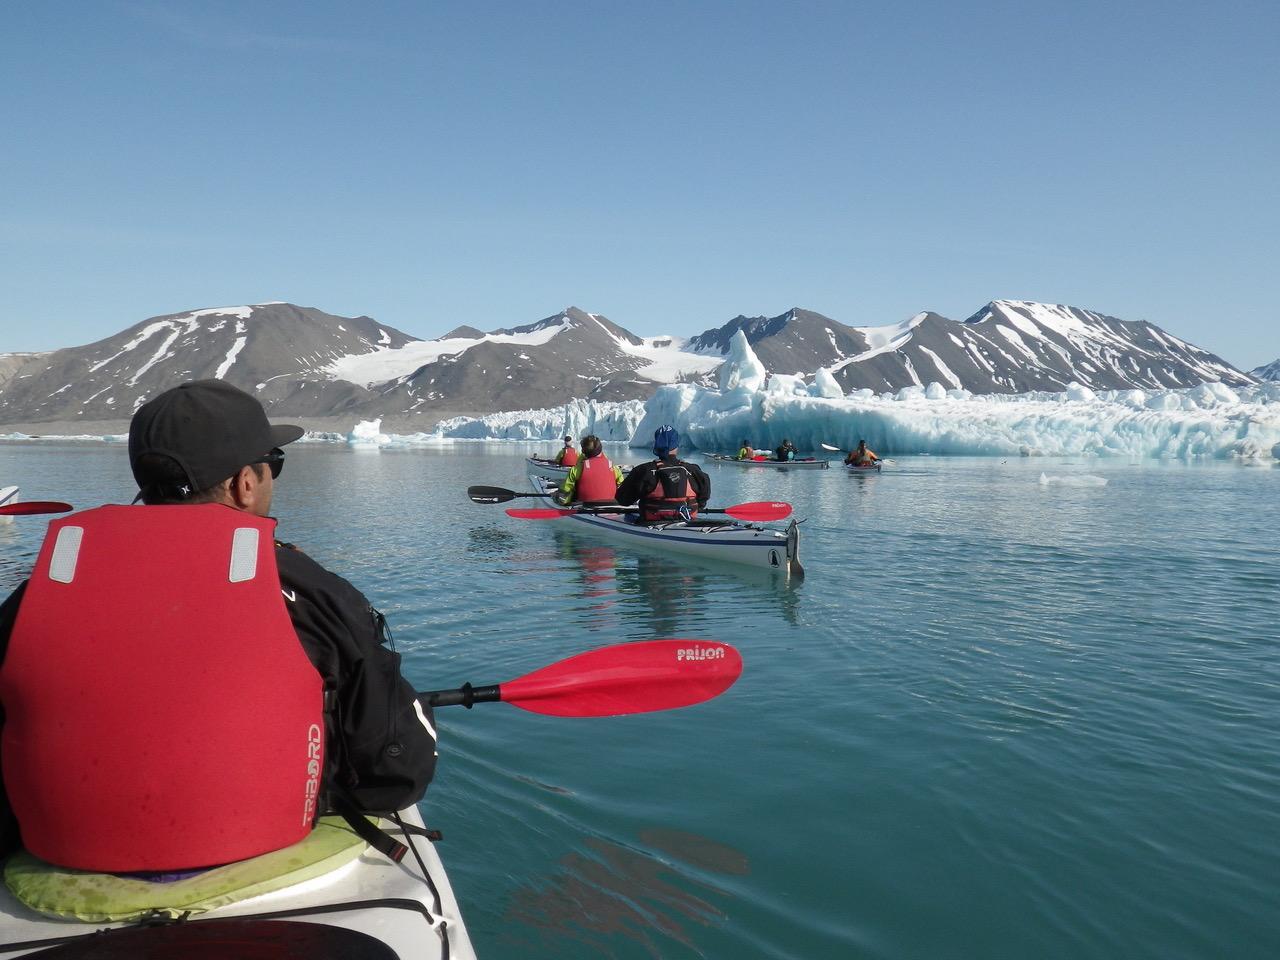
[629,337,1280,460]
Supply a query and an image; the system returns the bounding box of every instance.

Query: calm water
[1,442,1277,959]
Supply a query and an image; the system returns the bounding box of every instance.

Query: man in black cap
[0,380,436,865]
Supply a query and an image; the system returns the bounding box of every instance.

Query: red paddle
[506,500,792,522]
[419,639,742,717]
[0,501,74,516]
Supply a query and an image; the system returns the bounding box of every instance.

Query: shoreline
[0,411,485,440]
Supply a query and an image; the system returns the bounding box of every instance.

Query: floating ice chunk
[811,367,843,399]
[717,330,767,393]
[348,419,390,445]
[1065,382,1096,402]
[895,385,924,401]
[849,388,875,400]
[924,381,947,400]
[1145,393,1181,411]
[1039,473,1108,486]
[947,388,973,400]
[1118,389,1147,407]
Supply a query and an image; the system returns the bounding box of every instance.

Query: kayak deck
[0,807,476,959]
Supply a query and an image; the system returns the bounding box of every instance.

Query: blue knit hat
[653,425,679,455]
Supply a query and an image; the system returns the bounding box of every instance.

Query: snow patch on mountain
[325,320,569,387]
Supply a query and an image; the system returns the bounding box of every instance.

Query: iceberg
[629,345,1280,460]
[348,419,391,446]
[431,398,646,442]
[717,330,766,393]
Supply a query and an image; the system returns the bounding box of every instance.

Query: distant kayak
[845,462,882,474]
[705,455,830,470]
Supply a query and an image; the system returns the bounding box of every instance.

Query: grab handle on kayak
[421,683,502,709]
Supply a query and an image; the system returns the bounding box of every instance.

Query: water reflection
[550,530,802,633]
[501,829,748,957]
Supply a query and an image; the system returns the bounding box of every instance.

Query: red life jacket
[575,454,619,503]
[642,462,699,521]
[0,504,325,872]
[558,446,579,467]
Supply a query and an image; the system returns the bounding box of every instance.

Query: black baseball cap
[129,380,304,495]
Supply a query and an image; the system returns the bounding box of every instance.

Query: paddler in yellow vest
[556,435,623,505]
[736,439,756,459]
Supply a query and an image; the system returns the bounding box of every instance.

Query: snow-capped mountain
[327,306,722,417]
[0,299,1254,426]
[692,301,1251,393]
[1250,359,1280,381]
[0,304,416,424]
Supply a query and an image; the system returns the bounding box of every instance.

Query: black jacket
[0,539,436,857]
[615,455,711,517]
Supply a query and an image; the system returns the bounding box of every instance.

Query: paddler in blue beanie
[614,425,710,524]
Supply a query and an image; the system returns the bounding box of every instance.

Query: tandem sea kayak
[527,475,802,577]
[0,805,476,959]
[704,455,830,470]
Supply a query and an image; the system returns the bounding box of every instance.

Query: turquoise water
[1,442,1278,959]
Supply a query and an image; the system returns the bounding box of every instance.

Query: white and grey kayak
[0,805,476,959]
[845,462,882,474]
[528,476,801,576]
[0,486,18,509]
[704,454,830,470]
[525,456,632,480]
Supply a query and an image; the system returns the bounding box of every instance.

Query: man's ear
[228,465,260,510]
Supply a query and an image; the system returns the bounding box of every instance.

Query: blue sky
[2,0,1277,368]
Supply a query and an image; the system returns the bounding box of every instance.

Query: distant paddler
[844,440,881,467]
[554,435,578,467]
[555,435,623,506]
[775,439,797,462]
[736,438,757,460]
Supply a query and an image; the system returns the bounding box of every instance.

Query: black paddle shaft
[420,682,502,708]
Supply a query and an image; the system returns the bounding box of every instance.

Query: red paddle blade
[506,507,574,520]
[501,639,743,717]
[721,501,792,521]
[0,501,74,516]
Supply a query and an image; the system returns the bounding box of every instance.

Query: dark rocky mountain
[692,301,1252,393]
[321,306,719,422]
[1250,359,1280,381]
[0,303,416,425]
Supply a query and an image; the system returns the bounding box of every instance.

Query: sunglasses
[251,447,285,479]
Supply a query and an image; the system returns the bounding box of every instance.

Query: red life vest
[558,447,578,467]
[575,454,618,503]
[642,462,698,521]
[0,504,325,872]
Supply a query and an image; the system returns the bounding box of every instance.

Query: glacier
[430,398,646,442]
[627,331,1280,460]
